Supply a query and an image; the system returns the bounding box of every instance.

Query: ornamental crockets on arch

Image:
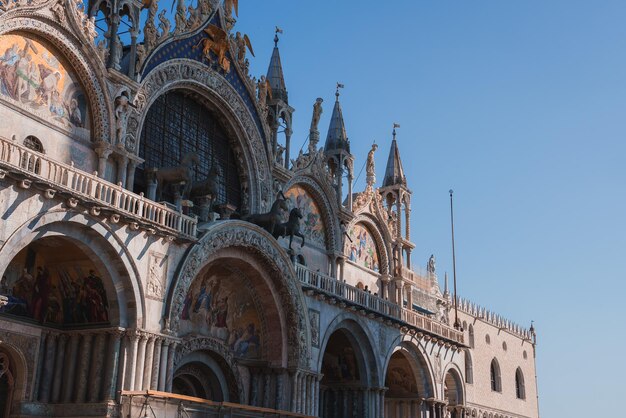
[345,214,392,276]
[166,221,311,368]
[0,1,112,143]
[283,174,339,252]
[129,59,272,213]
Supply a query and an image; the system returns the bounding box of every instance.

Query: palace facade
[0,1,539,418]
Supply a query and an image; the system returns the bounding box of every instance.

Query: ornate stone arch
[346,214,391,276]
[0,340,29,403]
[166,221,310,368]
[0,209,145,328]
[317,313,381,387]
[0,9,113,143]
[442,362,466,405]
[283,175,339,251]
[174,337,244,402]
[383,333,437,398]
[130,59,271,213]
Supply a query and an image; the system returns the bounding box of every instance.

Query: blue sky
[233,1,626,416]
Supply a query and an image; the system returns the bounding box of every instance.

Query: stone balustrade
[121,390,314,418]
[296,264,465,346]
[0,136,197,239]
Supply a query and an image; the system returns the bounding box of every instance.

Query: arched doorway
[383,343,434,418]
[444,368,464,418]
[136,90,242,214]
[319,323,376,418]
[0,231,136,405]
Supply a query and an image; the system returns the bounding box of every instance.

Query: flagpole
[449,189,461,330]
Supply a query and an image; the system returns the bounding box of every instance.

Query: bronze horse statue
[273,207,305,250]
[154,152,199,201]
[243,191,288,235]
[191,162,222,211]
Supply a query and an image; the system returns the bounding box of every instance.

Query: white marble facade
[0,2,538,418]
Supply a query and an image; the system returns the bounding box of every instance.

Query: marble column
[61,333,80,403]
[102,330,123,401]
[250,372,259,406]
[123,332,139,390]
[39,333,58,403]
[116,155,129,189]
[115,332,128,402]
[75,333,93,403]
[263,373,271,408]
[165,342,177,392]
[274,371,284,411]
[290,371,298,412]
[143,336,156,390]
[88,332,106,402]
[95,147,112,180]
[134,333,147,390]
[33,331,48,402]
[51,334,67,403]
[150,338,162,390]
[126,160,137,192]
[158,340,170,391]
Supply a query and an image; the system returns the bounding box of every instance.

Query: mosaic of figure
[180,271,262,359]
[0,247,109,327]
[284,186,326,248]
[0,34,89,130]
[345,223,380,272]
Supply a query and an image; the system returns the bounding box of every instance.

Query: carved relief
[147,252,167,300]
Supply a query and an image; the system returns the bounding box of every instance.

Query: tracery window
[137,91,241,209]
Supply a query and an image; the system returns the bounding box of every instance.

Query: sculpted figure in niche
[257,75,270,110]
[115,93,130,148]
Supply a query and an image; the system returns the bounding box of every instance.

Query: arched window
[515,368,526,399]
[464,350,473,384]
[468,324,475,348]
[21,136,44,174]
[137,91,241,209]
[490,358,501,392]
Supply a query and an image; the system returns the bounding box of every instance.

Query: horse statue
[191,162,223,211]
[273,207,305,250]
[243,191,288,235]
[154,152,200,201]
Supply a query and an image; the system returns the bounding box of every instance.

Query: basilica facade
[0,1,539,418]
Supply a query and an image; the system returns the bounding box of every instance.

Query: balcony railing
[121,390,313,418]
[296,264,465,345]
[0,137,197,238]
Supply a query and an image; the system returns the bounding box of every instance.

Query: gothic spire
[266,28,288,103]
[324,84,350,153]
[383,125,406,187]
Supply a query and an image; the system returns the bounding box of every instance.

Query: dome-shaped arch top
[345,222,381,273]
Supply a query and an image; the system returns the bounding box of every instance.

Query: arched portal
[383,341,435,418]
[318,320,378,418]
[173,349,239,403]
[444,368,465,418]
